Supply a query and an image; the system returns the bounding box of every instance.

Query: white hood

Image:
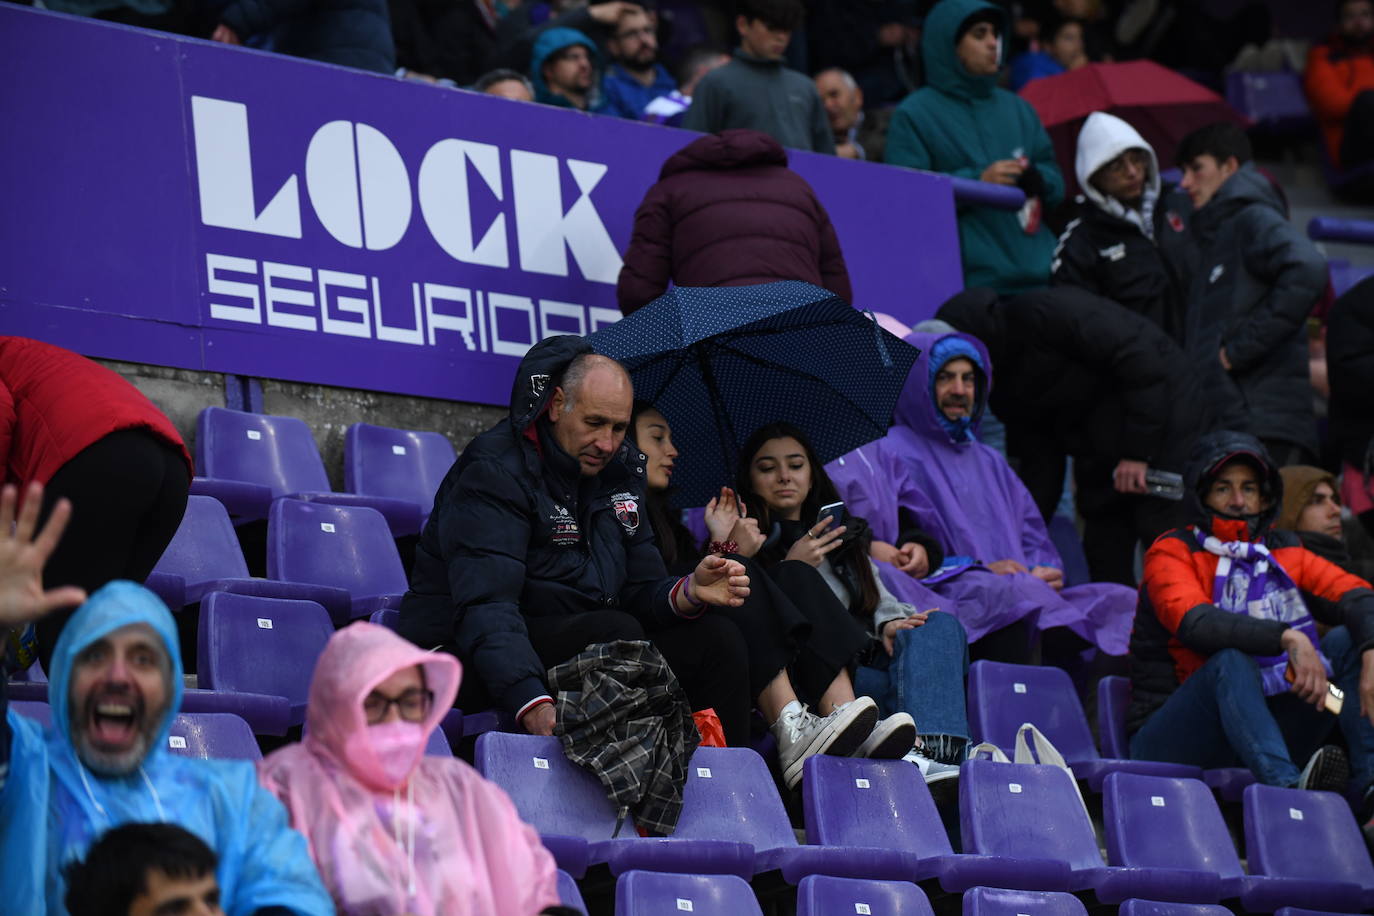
[1075,111,1160,236]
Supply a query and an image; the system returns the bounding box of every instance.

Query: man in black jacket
[397,335,753,740]
[937,286,1206,587]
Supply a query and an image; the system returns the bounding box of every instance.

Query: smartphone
[1284,663,1345,714]
[816,500,847,530]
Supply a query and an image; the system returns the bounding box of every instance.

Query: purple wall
[0,6,963,406]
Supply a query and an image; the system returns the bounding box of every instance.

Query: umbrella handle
[864,310,895,369]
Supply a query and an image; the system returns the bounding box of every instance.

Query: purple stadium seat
[1224,71,1314,134]
[961,759,1220,904]
[267,498,408,625]
[968,661,1203,790]
[1096,676,1254,802]
[1243,783,1374,912]
[797,874,935,916]
[343,422,455,528]
[11,700,52,726]
[614,870,762,916]
[556,869,586,915]
[194,407,422,534]
[802,754,1071,893]
[1308,217,1374,245]
[961,887,1088,916]
[198,592,333,726]
[1328,260,1374,298]
[165,712,262,761]
[176,688,291,736]
[146,495,350,612]
[368,608,400,630]
[1118,902,1231,916]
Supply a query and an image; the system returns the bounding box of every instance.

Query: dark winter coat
[616,130,852,314]
[1327,276,1374,470]
[396,336,679,718]
[219,0,395,73]
[388,0,495,85]
[1175,163,1327,454]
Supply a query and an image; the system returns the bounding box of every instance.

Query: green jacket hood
[922,0,1008,101]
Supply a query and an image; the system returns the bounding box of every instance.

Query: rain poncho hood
[0,581,331,916]
[1075,112,1161,237]
[258,622,559,915]
[530,27,603,109]
[922,0,1008,102]
[922,334,989,444]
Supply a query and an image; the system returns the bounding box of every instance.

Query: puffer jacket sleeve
[616,183,674,315]
[1285,547,1374,652]
[1050,219,1103,295]
[617,501,679,628]
[1144,536,1287,655]
[441,459,549,716]
[1224,209,1327,373]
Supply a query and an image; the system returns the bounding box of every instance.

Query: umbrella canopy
[1020,60,1247,197]
[589,281,921,508]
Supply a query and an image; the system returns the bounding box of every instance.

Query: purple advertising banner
[0,5,963,406]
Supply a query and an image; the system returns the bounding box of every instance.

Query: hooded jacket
[1327,275,1374,470]
[1177,162,1326,454]
[1051,113,1194,340]
[884,0,1064,295]
[530,27,606,111]
[1128,432,1374,733]
[937,285,1205,517]
[397,336,677,719]
[259,623,558,915]
[616,130,853,314]
[0,582,331,916]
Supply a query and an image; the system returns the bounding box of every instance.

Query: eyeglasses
[1102,150,1150,178]
[363,688,434,724]
[616,25,655,40]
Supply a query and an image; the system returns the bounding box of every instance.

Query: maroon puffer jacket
[616,129,853,314]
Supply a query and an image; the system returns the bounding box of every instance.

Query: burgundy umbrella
[1020,60,1248,197]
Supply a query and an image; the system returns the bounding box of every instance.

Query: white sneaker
[772,697,878,789]
[904,748,961,785]
[853,712,916,759]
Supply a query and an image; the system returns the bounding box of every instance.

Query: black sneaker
[1298,745,1350,793]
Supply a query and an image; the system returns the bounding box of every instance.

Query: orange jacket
[1305,37,1374,167]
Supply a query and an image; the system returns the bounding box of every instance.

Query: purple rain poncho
[826,331,1135,655]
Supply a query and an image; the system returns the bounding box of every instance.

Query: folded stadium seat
[145,495,350,613]
[198,592,334,727]
[614,870,762,916]
[802,754,1071,893]
[1117,901,1232,916]
[473,732,747,881]
[968,661,1203,790]
[267,498,408,625]
[961,886,1088,916]
[961,759,1221,905]
[1243,783,1374,912]
[797,874,936,916]
[192,407,422,535]
[555,870,586,915]
[343,422,456,530]
[1096,676,1254,802]
[165,712,262,761]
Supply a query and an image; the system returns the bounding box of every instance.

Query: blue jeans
[1130,626,1374,788]
[854,610,970,741]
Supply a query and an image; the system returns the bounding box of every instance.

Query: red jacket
[0,336,192,486]
[616,129,853,314]
[1305,35,1374,167]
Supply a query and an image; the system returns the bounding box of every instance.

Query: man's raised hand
[0,482,86,630]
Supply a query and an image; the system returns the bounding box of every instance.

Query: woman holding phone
[737,421,971,779]
[633,404,917,790]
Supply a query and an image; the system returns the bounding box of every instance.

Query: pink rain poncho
[258,622,560,916]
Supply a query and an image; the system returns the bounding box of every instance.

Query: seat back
[962,887,1088,916]
[11,700,52,726]
[165,712,262,760]
[968,660,1100,763]
[369,608,400,630]
[615,870,762,916]
[268,499,407,597]
[152,495,251,584]
[556,870,586,914]
[1118,902,1232,916]
[344,423,455,515]
[798,875,934,916]
[1097,676,1131,759]
[425,728,452,757]
[803,755,955,858]
[673,746,797,853]
[197,592,333,708]
[198,407,332,498]
[1244,783,1374,886]
[1103,772,1243,879]
[475,732,627,842]
[960,759,1104,871]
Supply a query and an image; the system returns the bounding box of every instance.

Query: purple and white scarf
[1196,531,1332,695]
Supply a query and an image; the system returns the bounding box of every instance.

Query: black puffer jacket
[1176,163,1326,454]
[1327,275,1374,470]
[397,336,675,717]
[220,0,395,73]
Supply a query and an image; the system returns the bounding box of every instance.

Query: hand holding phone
[816,501,847,531]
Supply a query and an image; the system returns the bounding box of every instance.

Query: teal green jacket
[885,0,1064,295]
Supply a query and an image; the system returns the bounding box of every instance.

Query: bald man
[397,336,751,739]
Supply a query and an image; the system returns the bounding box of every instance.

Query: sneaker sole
[1300,746,1350,793]
[856,718,916,760]
[782,699,879,789]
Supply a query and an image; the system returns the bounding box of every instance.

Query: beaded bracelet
[709,540,739,555]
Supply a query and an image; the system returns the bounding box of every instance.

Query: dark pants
[1342,91,1374,170]
[1081,494,1183,587]
[36,429,190,669]
[1262,438,1318,470]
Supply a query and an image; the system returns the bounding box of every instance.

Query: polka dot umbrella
[588,281,921,508]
